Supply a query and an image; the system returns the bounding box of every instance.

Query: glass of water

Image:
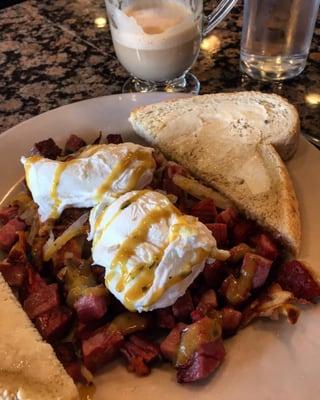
[240,0,320,81]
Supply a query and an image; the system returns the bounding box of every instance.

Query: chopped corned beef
[0,261,27,287]
[278,260,320,301]
[65,134,86,154]
[232,220,255,244]
[215,207,238,227]
[33,138,62,159]
[35,306,73,341]
[177,340,226,383]
[191,199,217,223]
[205,223,228,246]
[172,291,194,321]
[106,134,123,144]
[160,323,186,363]
[155,307,176,329]
[74,294,108,323]
[196,289,217,315]
[222,253,273,306]
[120,335,160,376]
[82,325,124,372]
[203,260,227,289]
[221,308,242,336]
[0,218,26,251]
[252,233,279,260]
[23,283,60,319]
[0,206,19,225]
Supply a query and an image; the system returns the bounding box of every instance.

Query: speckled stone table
[0,0,319,144]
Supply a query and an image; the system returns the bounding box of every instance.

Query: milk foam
[109,0,201,50]
[106,0,202,81]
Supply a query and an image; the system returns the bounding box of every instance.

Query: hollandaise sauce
[101,195,210,311]
[50,162,69,218]
[24,155,42,189]
[95,149,155,201]
[93,190,148,247]
[108,204,176,308]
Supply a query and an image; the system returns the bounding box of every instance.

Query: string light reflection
[94,17,107,28]
[305,93,320,105]
[200,34,221,54]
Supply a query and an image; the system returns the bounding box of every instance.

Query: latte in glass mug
[107,0,202,82]
[105,0,238,92]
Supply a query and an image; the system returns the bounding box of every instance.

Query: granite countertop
[0,0,319,144]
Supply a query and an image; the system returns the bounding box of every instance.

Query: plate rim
[0,92,188,140]
[1,92,320,400]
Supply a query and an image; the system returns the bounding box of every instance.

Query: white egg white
[21,143,155,221]
[89,190,219,312]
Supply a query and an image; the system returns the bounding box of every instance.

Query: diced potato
[111,312,149,335]
[176,316,222,366]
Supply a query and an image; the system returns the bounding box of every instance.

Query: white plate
[1,93,320,400]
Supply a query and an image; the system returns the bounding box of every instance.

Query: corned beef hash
[0,133,319,386]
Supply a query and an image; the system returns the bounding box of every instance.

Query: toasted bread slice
[0,275,79,400]
[129,92,301,255]
[130,91,300,161]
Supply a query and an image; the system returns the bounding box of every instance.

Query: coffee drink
[108,0,202,82]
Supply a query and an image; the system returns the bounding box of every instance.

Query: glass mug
[240,0,320,81]
[105,0,237,93]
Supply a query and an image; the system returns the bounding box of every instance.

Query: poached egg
[89,190,227,312]
[21,143,156,221]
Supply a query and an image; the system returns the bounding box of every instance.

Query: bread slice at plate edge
[0,274,79,400]
[129,95,301,256]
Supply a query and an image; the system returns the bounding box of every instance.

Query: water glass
[240,0,320,81]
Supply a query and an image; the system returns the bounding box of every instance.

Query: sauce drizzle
[24,155,42,189]
[93,190,148,247]
[95,149,154,201]
[24,144,155,221]
[119,214,209,309]
[50,162,68,218]
[108,198,180,310]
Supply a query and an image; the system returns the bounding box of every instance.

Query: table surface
[1,0,320,143]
